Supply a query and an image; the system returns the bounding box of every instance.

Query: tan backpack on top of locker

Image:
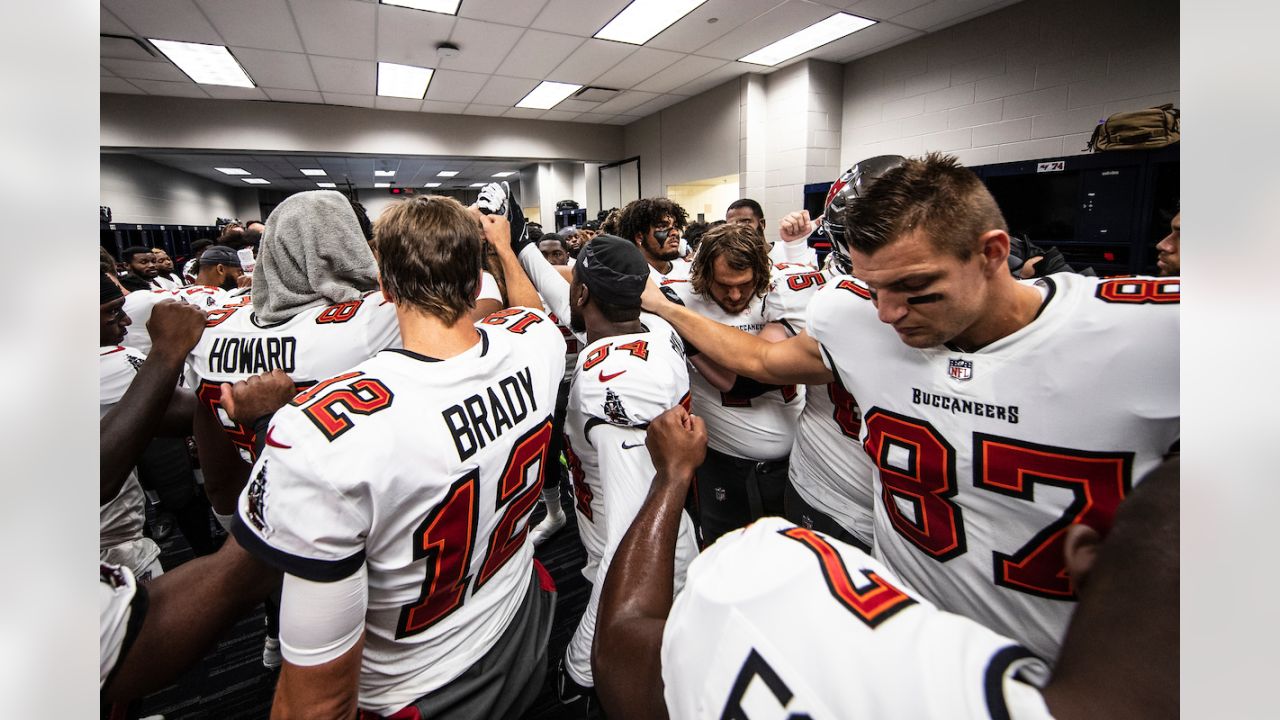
[1085,103,1180,152]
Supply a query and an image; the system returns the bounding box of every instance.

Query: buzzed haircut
[373,195,482,325]
[726,198,764,219]
[844,152,1008,260]
[689,223,770,300]
[617,198,688,245]
[122,246,153,263]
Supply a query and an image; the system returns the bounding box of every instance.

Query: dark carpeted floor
[125,481,601,720]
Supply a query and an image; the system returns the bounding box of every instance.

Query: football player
[233,195,565,719]
[761,156,907,550]
[594,406,1178,719]
[1156,211,1180,276]
[663,223,804,544]
[617,198,692,286]
[726,197,817,266]
[639,152,1179,661]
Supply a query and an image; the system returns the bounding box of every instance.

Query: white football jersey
[650,258,692,287]
[667,283,803,461]
[121,286,246,355]
[234,307,565,715]
[185,290,400,462]
[763,264,875,546]
[808,272,1180,661]
[662,517,1053,720]
[99,346,163,578]
[546,307,580,384]
[100,562,143,688]
[561,314,699,686]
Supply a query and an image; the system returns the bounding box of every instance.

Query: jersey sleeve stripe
[982,644,1043,720]
[231,516,366,582]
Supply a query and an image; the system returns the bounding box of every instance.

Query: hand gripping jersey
[561,313,698,686]
[807,273,1180,661]
[185,290,400,462]
[99,346,163,579]
[661,517,1053,719]
[667,282,803,461]
[99,562,145,688]
[763,264,875,546]
[233,308,564,716]
[650,257,692,287]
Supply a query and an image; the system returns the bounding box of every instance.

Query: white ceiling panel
[472,76,540,106]
[590,90,660,115]
[547,39,636,85]
[322,92,377,108]
[633,55,727,94]
[438,19,526,74]
[101,7,134,35]
[554,98,609,113]
[203,86,271,100]
[289,0,376,60]
[494,29,585,80]
[462,104,511,116]
[646,0,785,53]
[677,61,754,96]
[264,88,325,103]
[625,93,686,117]
[695,1,836,61]
[842,0,934,20]
[421,99,469,114]
[106,0,224,43]
[802,21,921,63]
[893,0,1015,30]
[196,0,305,53]
[503,107,548,119]
[424,69,489,103]
[602,114,640,125]
[375,96,426,112]
[539,109,581,121]
[459,0,551,29]
[101,77,146,94]
[102,66,117,76]
[233,49,319,91]
[531,0,632,37]
[130,79,211,98]
[101,57,188,82]
[590,47,685,89]
[376,4,459,67]
[101,36,156,61]
[310,56,376,95]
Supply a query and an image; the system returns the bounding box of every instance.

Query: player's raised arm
[641,280,833,386]
[594,406,706,720]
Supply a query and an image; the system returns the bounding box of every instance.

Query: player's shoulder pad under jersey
[764,264,829,326]
[275,366,397,448]
[575,325,689,430]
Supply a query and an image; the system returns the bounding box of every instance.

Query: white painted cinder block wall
[840,0,1179,168]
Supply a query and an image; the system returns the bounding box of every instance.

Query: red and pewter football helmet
[821,155,907,275]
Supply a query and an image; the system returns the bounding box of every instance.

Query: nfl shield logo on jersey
[947,358,973,381]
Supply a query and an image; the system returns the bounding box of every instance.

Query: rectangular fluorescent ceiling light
[492,171,517,177]
[377,61,433,99]
[379,0,461,14]
[374,182,392,188]
[149,39,255,87]
[216,167,249,175]
[437,170,459,177]
[242,178,270,184]
[374,170,396,177]
[317,182,337,188]
[424,182,442,187]
[300,168,326,176]
[740,13,876,66]
[517,81,582,110]
[469,183,486,187]
[594,0,707,45]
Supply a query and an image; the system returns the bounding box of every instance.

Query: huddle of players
[100,154,1179,719]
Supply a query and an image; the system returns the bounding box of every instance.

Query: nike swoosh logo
[264,427,291,449]
[621,441,644,449]
[598,370,626,382]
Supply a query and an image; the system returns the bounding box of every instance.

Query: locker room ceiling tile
[289,0,377,60]
[101,77,146,95]
[530,0,633,37]
[100,36,157,62]
[841,0,934,21]
[233,49,319,91]
[129,79,211,98]
[624,93,687,118]
[195,0,306,53]
[494,29,585,81]
[105,0,224,44]
[644,0,783,54]
[801,22,922,64]
[694,1,838,61]
[588,90,659,115]
[375,96,427,112]
[202,85,271,101]
[546,39,636,85]
[423,69,490,104]
[310,56,376,95]
[678,61,754,96]
[538,109,581,122]
[551,98,607,113]
[891,0,1022,31]
[262,88,325,104]
[472,75,541,106]
[100,7,134,36]
[503,107,548,120]
[437,20,527,75]
[589,47,685,89]
[375,3,459,67]
[100,57,189,82]
[321,92,377,108]
[420,99,470,114]
[600,114,640,125]
[458,0,550,27]
[633,55,727,94]
[462,103,511,116]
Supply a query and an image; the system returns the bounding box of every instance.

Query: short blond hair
[373,196,482,324]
